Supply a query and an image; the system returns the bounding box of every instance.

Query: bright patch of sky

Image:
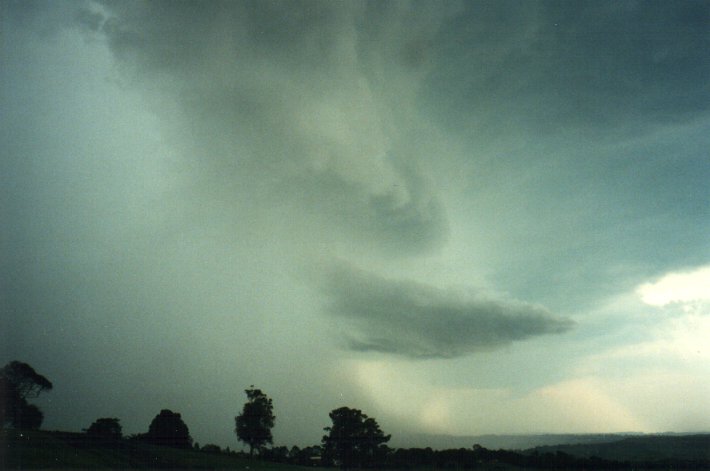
[637,265,710,309]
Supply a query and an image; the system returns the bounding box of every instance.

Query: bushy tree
[235,386,275,457]
[322,407,390,469]
[1,361,52,429]
[86,417,122,441]
[146,409,192,449]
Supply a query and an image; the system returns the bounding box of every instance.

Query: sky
[2,0,709,450]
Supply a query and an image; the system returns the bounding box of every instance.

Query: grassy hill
[1,429,318,470]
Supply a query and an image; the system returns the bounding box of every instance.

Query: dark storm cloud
[427,0,710,132]
[322,264,574,359]
[1,0,80,35]
[80,0,452,255]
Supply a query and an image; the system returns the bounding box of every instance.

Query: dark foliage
[322,406,391,469]
[388,446,435,468]
[145,409,192,449]
[235,386,275,457]
[201,443,222,453]
[288,444,323,466]
[1,361,52,430]
[381,445,652,470]
[261,445,289,462]
[0,362,53,400]
[85,417,122,441]
[12,403,43,430]
[6,429,710,471]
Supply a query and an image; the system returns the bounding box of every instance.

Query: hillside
[1,429,315,470]
[393,432,636,450]
[528,434,710,462]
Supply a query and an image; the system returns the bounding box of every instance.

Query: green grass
[1,429,324,470]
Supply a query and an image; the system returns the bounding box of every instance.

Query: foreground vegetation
[4,429,710,470]
[2,429,316,470]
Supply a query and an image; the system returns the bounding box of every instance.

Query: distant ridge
[528,434,710,462]
[391,431,691,451]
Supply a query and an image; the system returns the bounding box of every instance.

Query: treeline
[258,444,710,470]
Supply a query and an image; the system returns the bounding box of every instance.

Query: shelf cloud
[323,264,574,359]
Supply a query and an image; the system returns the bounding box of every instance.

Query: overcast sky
[2,0,709,449]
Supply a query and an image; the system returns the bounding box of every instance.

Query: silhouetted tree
[0,361,52,429]
[86,417,122,441]
[146,409,192,449]
[235,386,275,457]
[322,407,391,469]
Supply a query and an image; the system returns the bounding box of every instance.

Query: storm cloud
[322,264,574,359]
[427,0,710,134]
[80,0,453,256]
[3,0,709,447]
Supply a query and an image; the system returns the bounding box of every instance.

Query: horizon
[17,424,710,452]
[2,0,709,452]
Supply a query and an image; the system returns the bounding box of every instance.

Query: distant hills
[393,431,710,454]
[529,434,710,462]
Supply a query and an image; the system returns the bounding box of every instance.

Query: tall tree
[0,361,53,429]
[322,407,391,469]
[146,409,192,449]
[235,386,275,457]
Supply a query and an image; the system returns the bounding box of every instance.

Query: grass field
[1,429,323,470]
[1,429,528,470]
